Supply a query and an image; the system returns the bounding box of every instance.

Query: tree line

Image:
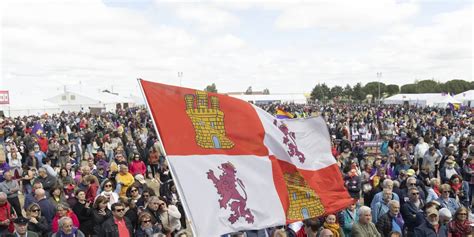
[310,79,473,102]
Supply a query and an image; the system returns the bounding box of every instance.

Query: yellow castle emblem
[185,91,234,149]
[284,172,325,220]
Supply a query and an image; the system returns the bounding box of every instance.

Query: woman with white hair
[351,206,381,237]
[51,216,85,237]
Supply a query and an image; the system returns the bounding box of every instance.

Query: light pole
[178,71,183,86]
[376,72,382,105]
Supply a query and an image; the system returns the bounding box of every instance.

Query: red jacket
[51,210,80,233]
[129,160,146,176]
[38,137,48,153]
[86,183,99,203]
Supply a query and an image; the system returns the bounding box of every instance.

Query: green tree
[310,83,330,102]
[400,84,417,93]
[330,86,344,99]
[263,88,270,94]
[386,84,400,96]
[343,84,353,99]
[204,83,218,93]
[352,83,365,101]
[416,80,440,93]
[442,79,472,94]
[363,82,386,101]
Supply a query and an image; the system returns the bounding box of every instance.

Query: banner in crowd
[139,79,354,236]
[0,91,9,104]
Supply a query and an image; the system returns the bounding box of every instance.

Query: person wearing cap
[436,184,461,216]
[5,216,39,237]
[414,207,448,237]
[440,157,461,183]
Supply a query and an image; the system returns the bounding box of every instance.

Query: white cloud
[1,0,471,108]
[174,5,240,32]
[275,0,418,31]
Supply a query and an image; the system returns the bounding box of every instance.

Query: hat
[446,159,455,164]
[135,174,146,184]
[426,208,439,217]
[13,216,29,225]
[406,169,416,176]
[448,143,455,148]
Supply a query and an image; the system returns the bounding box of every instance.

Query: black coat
[27,216,50,237]
[99,216,133,237]
[414,220,448,237]
[92,208,112,235]
[72,201,94,235]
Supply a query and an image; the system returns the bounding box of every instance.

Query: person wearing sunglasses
[26,203,49,237]
[448,206,472,237]
[99,203,133,237]
[135,212,161,237]
[400,187,425,236]
[98,179,119,209]
[436,184,461,216]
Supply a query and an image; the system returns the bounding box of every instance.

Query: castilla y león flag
[139,79,354,236]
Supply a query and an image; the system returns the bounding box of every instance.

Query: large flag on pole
[139,79,354,236]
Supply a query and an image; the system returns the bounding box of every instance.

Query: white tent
[228,94,308,104]
[45,90,136,112]
[454,90,474,107]
[433,95,461,108]
[383,93,459,107]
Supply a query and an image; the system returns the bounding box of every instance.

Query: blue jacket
[414,220,448,237]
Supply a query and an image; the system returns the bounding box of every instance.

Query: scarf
[451,182,462,193]
[449,220,471,237]
[56,227,79,237]
[323,222,341,237]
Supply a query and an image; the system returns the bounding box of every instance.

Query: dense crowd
[0,108,187,237]
[0,103,472,237]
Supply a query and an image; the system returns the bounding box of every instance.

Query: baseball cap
[406,169,416,176]
[426,208,439,217]
[135,174,146,184]
[13,216,29,225]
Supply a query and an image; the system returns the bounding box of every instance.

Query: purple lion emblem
[207,162,255,224]
[274,119,306,163]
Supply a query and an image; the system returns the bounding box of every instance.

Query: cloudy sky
[1,0,472,106]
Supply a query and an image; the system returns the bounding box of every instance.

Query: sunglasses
[408,183,416,186]
[30,209,40,212]
[105,184,112,187]
[443,191,450,193]
[142,219,151,224]
[411,192,419,195]
[115,209,125,212]
[458,213,468,216]
[131,189,138,193]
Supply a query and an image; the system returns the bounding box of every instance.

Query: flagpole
[136,78,198,237]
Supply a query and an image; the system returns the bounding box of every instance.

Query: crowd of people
[251,103,473,237]
[0,108,187,237]
[0,102,472,237]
